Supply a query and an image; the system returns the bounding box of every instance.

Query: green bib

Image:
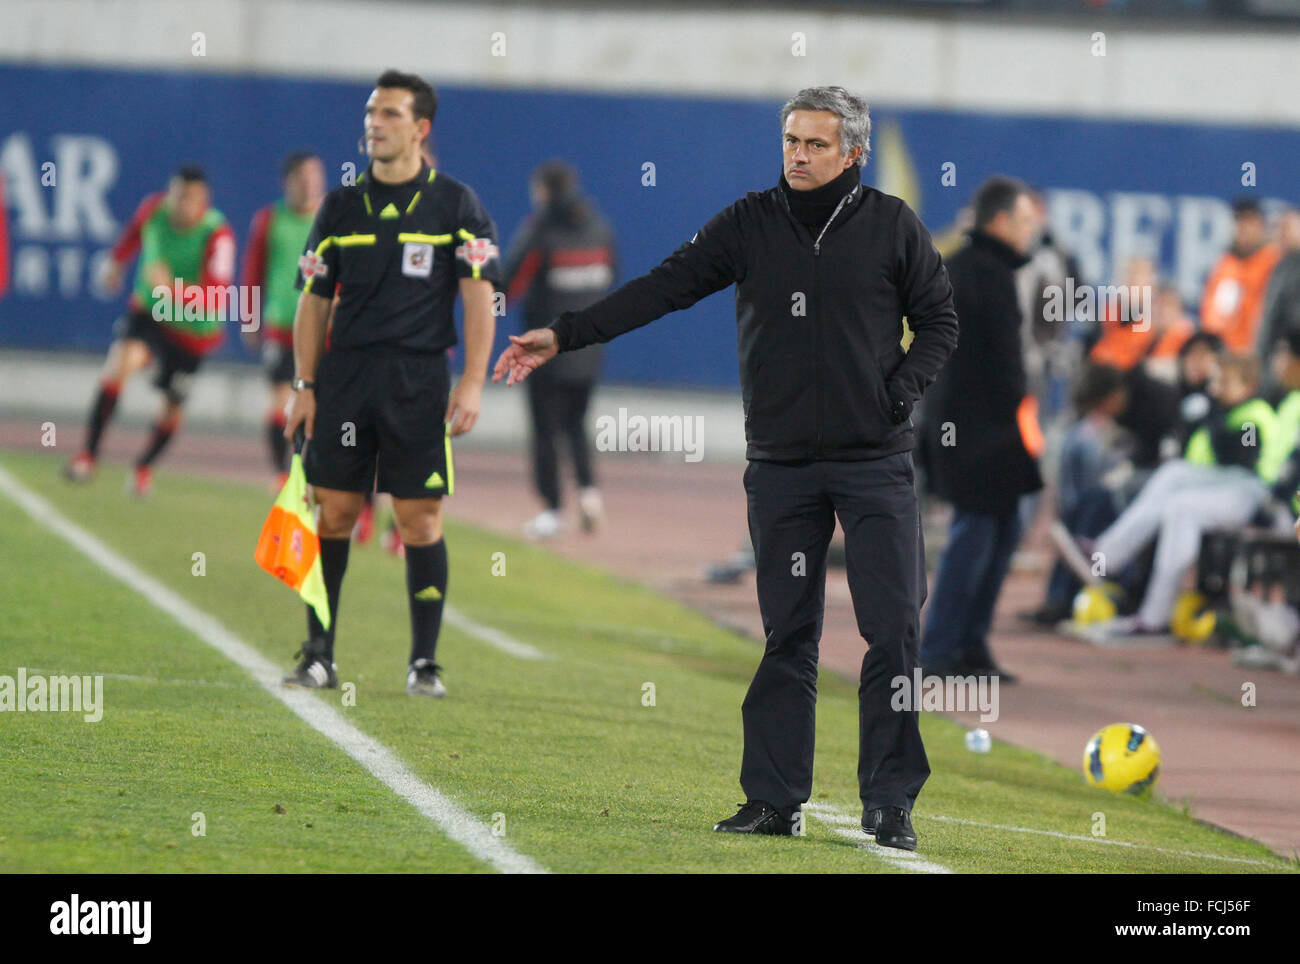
[263,201,316,331]
[133,203,228,336]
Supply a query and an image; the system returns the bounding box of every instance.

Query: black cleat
[866,807,917,851]
[283,639,337,689]
[405,659,446,698]
[713,800,798,835]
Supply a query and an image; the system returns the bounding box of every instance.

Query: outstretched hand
[492,328,559,386]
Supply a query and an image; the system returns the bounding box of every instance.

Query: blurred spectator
[1158,331,1224,460]
[242,151,326,485]
[1141,284,1197,385]
[1093,330,1222,619]
[1265,332,1300,513]
[1081,354,1280,639]
[1089,259,1183,470]
[1200,197,1281,354]
[1017,187,1082,418]
[920,176,1041,681]
[502,160,617,539]
[1024,363,1130,626]
[1255,206,1300,381]
[1088,256,1158,370]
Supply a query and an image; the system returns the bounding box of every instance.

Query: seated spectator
[1074,354,1282,640]
[1087,260,1183,469]
[1157,331,1224,461]
[1097,331,1222,618]
[1024,364,1130,625]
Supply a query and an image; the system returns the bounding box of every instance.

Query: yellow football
[1083,723,1161,794]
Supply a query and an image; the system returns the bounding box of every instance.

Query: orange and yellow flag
[254,453,330,630]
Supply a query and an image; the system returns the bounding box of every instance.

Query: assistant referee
[283,70,501,697]
[495,87,958,849]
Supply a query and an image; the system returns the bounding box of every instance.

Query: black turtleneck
[780,165,861,230]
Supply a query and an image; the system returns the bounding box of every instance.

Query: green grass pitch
[0,450,1293,874]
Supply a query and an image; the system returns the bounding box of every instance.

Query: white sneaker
[1080,616,1175,649]
[578,487,605,533]
[524,509,562,540]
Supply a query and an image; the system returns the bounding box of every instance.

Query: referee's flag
[254,453,330,630]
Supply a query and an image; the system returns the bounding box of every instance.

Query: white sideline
[804,802,1278,870]
[925,814,1276,868]
[0,465,547,875]
[802,803,953,875]
[444,605,547,661]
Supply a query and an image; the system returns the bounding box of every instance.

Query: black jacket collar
[969,229,1032,270]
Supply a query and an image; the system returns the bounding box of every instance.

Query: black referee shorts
[114,308,203,405]
[304,347,455,500]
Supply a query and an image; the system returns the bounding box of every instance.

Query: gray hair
[780,87,871,167]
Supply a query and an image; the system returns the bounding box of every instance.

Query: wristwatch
[292,378,316,391]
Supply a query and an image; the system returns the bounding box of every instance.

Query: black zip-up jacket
[548,177,958,462]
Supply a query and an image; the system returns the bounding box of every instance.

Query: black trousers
[526,368,596,510]
[740,452,930,813]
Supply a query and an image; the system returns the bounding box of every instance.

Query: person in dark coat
[494,87,957,850]
[502,161,618,538]
[920,176,1042,680]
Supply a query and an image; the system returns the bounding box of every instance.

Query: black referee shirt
[297,160,501,353]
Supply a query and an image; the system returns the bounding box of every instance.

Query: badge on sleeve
[299,251,328,283]
[455,237,499,270]
[402,242,434,278]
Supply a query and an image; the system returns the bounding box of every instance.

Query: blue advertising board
[2,63,1298,387]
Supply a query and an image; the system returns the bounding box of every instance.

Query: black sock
[307,537,350,660]
[136,416,178,468]
[405,539,447,665]
[267,416,289,473]
[85,383,120,458]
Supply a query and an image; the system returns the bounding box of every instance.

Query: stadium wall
[2,1,1298,390]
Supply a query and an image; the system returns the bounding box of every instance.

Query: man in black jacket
[494,87,957,851]
[920,176,1042,680]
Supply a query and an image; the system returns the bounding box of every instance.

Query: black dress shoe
[713,800,797,835]
[865,807,917,851]
[860,807,877,836]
